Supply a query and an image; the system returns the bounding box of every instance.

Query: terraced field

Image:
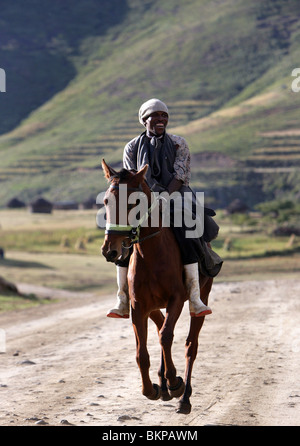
[0,100,212,185]
[247,131,300,168]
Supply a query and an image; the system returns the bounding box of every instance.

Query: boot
[184,263,212,317]
[107,266,130,318]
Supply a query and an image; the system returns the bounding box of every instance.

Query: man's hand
[167,177,183,194]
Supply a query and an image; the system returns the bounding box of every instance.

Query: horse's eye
[103,198,108,206]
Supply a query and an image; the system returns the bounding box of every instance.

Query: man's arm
[123,138,138,170]
[170,135,191,187]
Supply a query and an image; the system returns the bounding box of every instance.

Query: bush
[256,199,300,225]
[272,226,300,236]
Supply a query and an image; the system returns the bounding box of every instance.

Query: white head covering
[138,98,169,126]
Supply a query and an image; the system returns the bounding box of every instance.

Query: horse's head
[101,159,151,263]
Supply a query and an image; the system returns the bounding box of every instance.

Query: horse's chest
[130,267,176,303]
[129,251,182,305]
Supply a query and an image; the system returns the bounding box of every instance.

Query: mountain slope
[0,0,300,207]
[0,0,128,134]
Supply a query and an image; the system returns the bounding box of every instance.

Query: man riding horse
[106,98,222,319]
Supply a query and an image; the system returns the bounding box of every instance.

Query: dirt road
[0,279,299,426]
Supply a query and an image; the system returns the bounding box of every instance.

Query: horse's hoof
[176,400,192,415]
[161,389,173,401]
[147,383,161,401]
[168,376,185,399]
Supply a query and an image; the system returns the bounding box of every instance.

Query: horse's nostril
[107,250,118,262]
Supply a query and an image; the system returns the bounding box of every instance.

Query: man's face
[144,111,168,136]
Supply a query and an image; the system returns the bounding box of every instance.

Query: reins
[105,182,160,248]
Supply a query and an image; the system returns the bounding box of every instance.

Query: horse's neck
[135,225,171,259]
[134,186,171,256]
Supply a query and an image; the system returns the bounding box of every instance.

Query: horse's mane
[110,168,137,182]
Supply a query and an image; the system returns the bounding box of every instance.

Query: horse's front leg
[160,296,185,398]
[149,310,172,401]
[132,309,161,400]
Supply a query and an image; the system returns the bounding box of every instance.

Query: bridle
[104,182,160,249]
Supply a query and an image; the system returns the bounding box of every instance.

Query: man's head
[138,98,169,136]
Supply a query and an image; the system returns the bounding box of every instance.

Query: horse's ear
[135,164,148,182]
[102,159,116,180]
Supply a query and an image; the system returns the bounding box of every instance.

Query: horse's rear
[101,160,213,414]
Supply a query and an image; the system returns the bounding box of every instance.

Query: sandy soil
[0,279,299,427]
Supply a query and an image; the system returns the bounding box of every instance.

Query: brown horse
[101,159,213,414]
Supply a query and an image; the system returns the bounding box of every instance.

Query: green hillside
[0,0,300,208]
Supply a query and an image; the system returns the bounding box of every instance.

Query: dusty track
[0,279,299,426]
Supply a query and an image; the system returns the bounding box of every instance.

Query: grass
[1,227,103,255]
[0,209,116,310]
[216,253,300,283]
[0,209,105,256]
[0,250,116,293]
[210,209,300,282]
[0,291,51,313]
[212,227,300,260]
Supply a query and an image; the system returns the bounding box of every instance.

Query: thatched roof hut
[226,198,249,214]
[79,197,96,210]
[6,197,26,208]
[53,200,78,210]
[29,197,53,214]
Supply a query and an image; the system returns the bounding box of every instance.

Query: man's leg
[171,227,212,317]
[107,264,130,318]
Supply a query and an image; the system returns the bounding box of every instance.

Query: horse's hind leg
[177,316,204,414]
[177,278,213,414]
